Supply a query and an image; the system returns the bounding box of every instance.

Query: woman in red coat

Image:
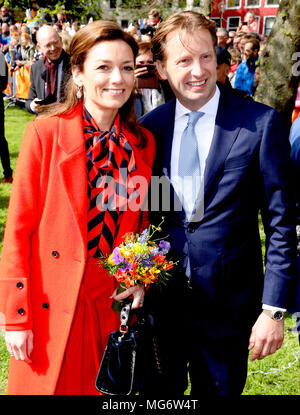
[0,20,155,395]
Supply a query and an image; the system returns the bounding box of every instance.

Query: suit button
[16,282,24,289]
[187,227,195,233]
[42,302,49,309]
[18,308,25,315]
[52,251,59,258]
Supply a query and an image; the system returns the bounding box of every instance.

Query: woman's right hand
[5,330,33,362]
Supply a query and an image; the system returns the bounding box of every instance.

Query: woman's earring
[76,86,82,99]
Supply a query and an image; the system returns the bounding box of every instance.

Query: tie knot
[187,111,204,127]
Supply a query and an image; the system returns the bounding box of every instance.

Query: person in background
[237,11,258,34]
[228,48,242,87]
[0,51,13,183]
[235,38,260,96]
[0,6,14,26]
[25,25,71,113]
[0,19,155,395]
[134,41,166,116]
[226,30,236,50]
[216,45,231,87]
[140,8,162,38]
[13,32,35,68]
[0,23,11,53]
[216,28,229,49]
[60,31,72,54]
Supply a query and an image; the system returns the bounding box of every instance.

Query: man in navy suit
[140,11,297,396]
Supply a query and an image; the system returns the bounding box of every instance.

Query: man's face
[38,30,63,62]
[244,42,257,62]
[2,23,9,35]
[217,63,230,85]
[156,29,217,111]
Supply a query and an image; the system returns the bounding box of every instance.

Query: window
[210,17,221,28]
[109,0,116,8]
[265,0,279,6]
[245,0,260,7]
[121,19,128,28]
[226,0,241,8]
[263,16,275,36]
[227,16,240,31]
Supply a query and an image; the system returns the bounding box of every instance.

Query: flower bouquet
[98,221,175,312]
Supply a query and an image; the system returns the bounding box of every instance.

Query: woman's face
[73,39,135,120]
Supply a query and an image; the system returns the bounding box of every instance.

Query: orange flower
[153,254,166,265]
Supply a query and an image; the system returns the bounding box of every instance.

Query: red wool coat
[0,103,155,395]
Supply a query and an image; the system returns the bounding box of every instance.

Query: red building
[210,0,280,36]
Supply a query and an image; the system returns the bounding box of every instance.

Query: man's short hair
[216,28,228,37]
[152,11,217,62]
[245,38,260,52]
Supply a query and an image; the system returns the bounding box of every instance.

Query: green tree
[254,0,300,131]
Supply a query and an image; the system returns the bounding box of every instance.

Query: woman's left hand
[111,285,145,309]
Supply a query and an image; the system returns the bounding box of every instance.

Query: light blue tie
[178,111,204,211]
[178,111,204,279]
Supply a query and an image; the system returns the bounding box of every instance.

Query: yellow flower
[107,253,115,265]
[132,242,148,256]
[119,247,133,259]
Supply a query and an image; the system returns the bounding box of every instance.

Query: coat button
[187,227,195,233]
[18,308,25,316]
[52,250,59,258]
[42,302,49,309]
[16,282,24,289]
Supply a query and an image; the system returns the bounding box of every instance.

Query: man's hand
[248,311,284,361]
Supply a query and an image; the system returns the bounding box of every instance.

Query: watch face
[273,311,284,320]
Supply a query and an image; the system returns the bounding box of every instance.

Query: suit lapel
[203,89,245,200]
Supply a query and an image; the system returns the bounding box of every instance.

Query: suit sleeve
[0,122,42,330]
[25,64,38,113]
[260,109,297,308]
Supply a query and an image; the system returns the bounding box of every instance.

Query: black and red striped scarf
[83,106,136,258]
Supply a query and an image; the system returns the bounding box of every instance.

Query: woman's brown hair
[38,20,147,147]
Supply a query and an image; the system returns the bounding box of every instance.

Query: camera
[136,64,158,89]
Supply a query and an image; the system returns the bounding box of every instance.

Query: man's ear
[155,60,168,81]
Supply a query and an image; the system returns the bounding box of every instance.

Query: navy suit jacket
[141,87,297,337]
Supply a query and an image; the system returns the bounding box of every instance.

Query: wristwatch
[263,309,284,321]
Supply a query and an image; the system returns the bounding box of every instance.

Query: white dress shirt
[170,86,220,219]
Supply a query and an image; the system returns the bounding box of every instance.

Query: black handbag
[95,301,163,395]
[95,302,137,395]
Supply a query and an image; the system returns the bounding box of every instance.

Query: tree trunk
[199,0,213,16]
[254,0,300,132]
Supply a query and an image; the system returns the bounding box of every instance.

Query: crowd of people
[0,5,299,398]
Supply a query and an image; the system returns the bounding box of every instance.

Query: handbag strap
[119,301,132,335]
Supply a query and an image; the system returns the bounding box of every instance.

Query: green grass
[0,106,299,395]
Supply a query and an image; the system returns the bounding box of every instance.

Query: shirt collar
[175,85,220,120]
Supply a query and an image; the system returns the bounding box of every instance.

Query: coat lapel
[57,106,88,258]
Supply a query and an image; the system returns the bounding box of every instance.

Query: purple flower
[119,260,132,273]
[138,228,149,244]
[159,240,171,253]
[111,248,123,265]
